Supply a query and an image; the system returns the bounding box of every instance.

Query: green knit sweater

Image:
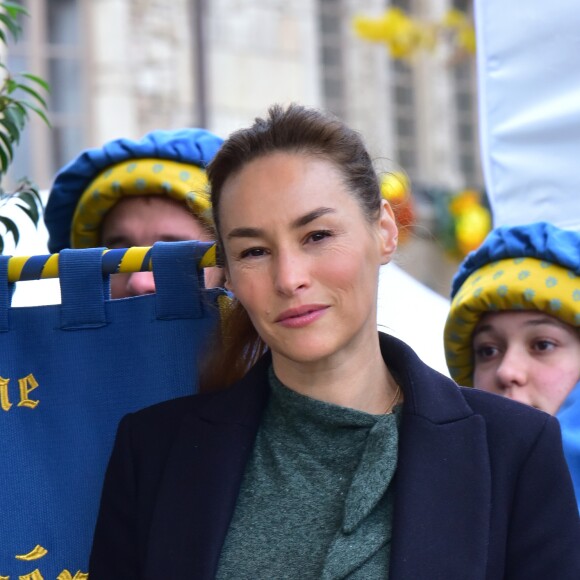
[216,368,401,580]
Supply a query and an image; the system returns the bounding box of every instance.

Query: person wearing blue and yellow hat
[44,128,224,298]
[445,221,580,506]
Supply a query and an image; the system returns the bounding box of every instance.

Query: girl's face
[218,151,397,373]
[472,310,580,415]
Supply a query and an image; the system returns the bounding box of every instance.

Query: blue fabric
[450,222,580,297]
[45,128,224,253]
[0,241,224,578]
[557,381,580,509]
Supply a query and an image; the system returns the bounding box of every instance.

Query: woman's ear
[224,268,233,292]
[378,199,398,265]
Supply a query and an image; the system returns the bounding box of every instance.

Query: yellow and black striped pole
[7,244,217,283]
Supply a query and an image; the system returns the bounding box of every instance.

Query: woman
[90,105,580,579]
[444,221,580,507]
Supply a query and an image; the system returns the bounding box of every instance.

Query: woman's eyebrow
[226,207,336,240]
[291,207,335,229]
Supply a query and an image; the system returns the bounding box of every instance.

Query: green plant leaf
[0,141,9,173]
[0,11,21,41]
[6,77,18,94]
[21,73,51,93]
[15,189,40,209]
[0,130,14,160]
[0,214,20,245]
[20,100,51,127]
[5,102,27,130]
[15,81,48,109]
[19,184,42,209]
[13,201,39,226]
[3,2,29,19]
[0,115,20,142]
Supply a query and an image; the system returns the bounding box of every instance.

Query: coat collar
[378,332,474,423]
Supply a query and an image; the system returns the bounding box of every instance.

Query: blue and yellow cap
[444,222,580,386]
[44,128,223,253]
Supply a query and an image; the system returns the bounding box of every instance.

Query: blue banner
[0,241,224,579]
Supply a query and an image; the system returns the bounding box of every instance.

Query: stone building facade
[7,0,481,293]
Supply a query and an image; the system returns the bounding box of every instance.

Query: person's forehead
[476,310,573,333]
[100,194,208,241]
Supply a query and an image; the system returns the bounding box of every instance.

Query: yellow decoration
[449,189,491,256]
[442,9,477,54]
[455,204,491,255]
[380,171,409,203]
[380,172,415,241]
[353,7,475,60]
[353,8,433,59]
[449,189,479,216]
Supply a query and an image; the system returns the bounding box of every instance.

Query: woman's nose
[273,251,310,296]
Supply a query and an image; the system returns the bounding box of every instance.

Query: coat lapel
[144,357,272,580]
[380,334,491,579]
[389,414,491,579]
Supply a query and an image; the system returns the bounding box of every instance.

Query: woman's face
[472,311,580,415]
[219,152,397,370]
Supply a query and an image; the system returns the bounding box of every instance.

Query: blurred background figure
[444,222,580,505]
[43,128,223,297]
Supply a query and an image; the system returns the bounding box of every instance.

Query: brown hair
[200,103,383,392]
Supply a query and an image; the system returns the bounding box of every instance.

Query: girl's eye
[533,339,556,352]
[474,344,500,360]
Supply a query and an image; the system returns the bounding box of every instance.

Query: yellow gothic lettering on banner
[17,374,39,409]
[0,376,12,411]
[57,571,89,580]
[19,569,44,580]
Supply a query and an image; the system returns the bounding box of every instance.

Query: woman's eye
[308,230,332,243]
[240,247,266,259]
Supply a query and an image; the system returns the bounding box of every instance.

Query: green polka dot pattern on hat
[444,257,580,387]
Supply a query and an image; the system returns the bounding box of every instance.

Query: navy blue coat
[89,333,580,579]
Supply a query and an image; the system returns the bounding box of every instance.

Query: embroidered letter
[17,374,39,409]
[15,545,48,562]
[0,376,11,411]
[19,570,44,580]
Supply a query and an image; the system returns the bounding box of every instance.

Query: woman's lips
[275,305,329,328]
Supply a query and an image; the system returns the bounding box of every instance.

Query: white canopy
[475,0,580,231]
